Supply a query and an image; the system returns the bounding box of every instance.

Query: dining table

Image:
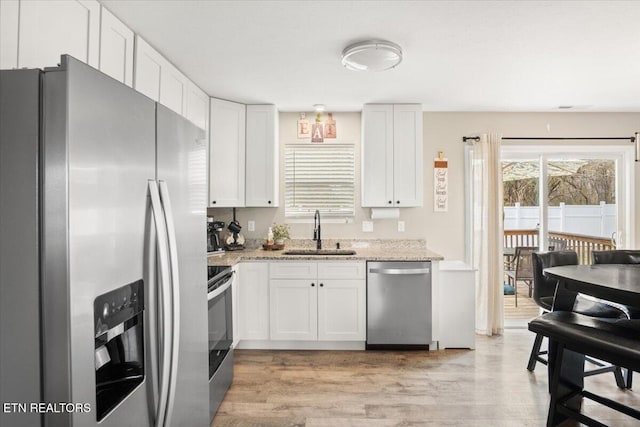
[542,264,640,424]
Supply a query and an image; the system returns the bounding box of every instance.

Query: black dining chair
[591,249,640,387]
[528,250,628,388]
[529,311,640,426]
[592,249,640,265]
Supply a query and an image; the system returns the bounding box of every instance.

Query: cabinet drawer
[317,262,365,280]
[269,262,317,279]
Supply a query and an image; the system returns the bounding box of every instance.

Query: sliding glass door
[502,145,634,264]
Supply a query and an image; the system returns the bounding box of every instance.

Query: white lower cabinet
[317,280,366,341]
[269,261,366,342]
[238,262,269,340]
[270,279,318,340]
[437,261,476,349]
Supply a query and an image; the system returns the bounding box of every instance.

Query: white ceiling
[101,0,640,112]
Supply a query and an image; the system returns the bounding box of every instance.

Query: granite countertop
[207,239,444,266]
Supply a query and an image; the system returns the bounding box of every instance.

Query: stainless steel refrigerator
[0,56,209,427]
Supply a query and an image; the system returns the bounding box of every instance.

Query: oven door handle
[208,276,233,301]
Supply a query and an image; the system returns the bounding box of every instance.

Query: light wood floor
[212,330,639,426]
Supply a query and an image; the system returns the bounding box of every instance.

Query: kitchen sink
[283,249,356,256]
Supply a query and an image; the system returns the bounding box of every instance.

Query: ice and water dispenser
[93,280,145,421]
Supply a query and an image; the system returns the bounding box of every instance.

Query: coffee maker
[207,218,225,253]
[224,219,245,251]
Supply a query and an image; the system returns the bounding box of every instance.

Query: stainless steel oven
[207,266,234,421]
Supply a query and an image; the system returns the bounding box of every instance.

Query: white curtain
[471,133,504,336]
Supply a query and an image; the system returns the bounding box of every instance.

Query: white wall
[209,112,640,259]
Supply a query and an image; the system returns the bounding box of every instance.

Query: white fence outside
[504,202,616,238]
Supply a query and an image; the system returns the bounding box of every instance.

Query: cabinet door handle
[212,200,216,204]
[396,200,400,204]
[388,200,392,204]
[319,283,324,287]
[268,200,272,204]
[311,283,315,287]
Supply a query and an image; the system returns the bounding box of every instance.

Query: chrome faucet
[313,209,322,250]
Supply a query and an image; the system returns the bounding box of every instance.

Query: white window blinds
[285,145,355,217]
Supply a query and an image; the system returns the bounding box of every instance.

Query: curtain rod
[462,133,640,161]
[462,136,636,142]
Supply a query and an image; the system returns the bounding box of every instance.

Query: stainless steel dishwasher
[366,261,432,349]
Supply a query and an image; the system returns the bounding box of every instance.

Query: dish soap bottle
[267,227,274,246]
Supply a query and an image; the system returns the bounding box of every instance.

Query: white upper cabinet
[245,105,279,207]
[185,81,209,132]
[361,104,423,207]
[99,6,134,86]
[361,104,394,207]
[209,98,246,207]
[1,0,100,69]
[134,35,162,102]
[0,0,19,68]
[160,64,188,116]
[134,35,187,116]
[392,105,424,206]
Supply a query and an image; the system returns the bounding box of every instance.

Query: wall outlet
[397,221,405,232]
[247,220,255,232]
[362,221,374,232]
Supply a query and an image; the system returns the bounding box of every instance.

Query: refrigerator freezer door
[0,69,42,427]
[156,105,209,426]
[42,57,156,426]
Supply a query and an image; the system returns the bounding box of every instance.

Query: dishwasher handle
[369,267,430,275]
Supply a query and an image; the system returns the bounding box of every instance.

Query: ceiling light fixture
[313,104,325,112]
[341,40,403,72]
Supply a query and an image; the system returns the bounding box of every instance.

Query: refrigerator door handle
[158,180,181,427]
[145,204,160,413]
[149,180,173,427]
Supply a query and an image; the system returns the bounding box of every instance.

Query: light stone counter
[207,239,444,266]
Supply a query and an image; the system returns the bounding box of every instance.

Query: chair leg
[528,333,544,372]
[515,280,518,307]
[546,344,565,426]
[614,367,626,389]
[626,369,633,389]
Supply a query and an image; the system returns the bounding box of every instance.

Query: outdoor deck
[503,229,613,323]
[504,282,540,321]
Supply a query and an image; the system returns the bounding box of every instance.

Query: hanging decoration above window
[311,112,324,143]
[297,112,310,138]
[325,113,336,139]
[298,112,338,142]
